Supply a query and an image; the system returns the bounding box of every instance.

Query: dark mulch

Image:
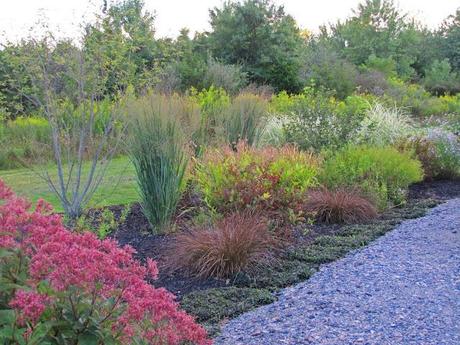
[409,179,460,200]
[109,179,460,299]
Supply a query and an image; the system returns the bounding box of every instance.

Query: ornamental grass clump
[0,180,210,345]
[305,188,378,224]
[128,94,193,233]
[219,93,268,148]
[169,211,278,278]
[354,103,415,147]
[195,141,320,217]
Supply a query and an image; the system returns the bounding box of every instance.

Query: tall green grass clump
[321,145,423,209]
[220,93,268,148]
[128,94,190,233]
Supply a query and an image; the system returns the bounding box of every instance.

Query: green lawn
[0,156,139,211]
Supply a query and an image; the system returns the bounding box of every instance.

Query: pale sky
[0,0,458,43]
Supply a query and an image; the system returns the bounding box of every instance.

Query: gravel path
[216,199,460,345]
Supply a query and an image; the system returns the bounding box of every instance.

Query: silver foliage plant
[17,35,126,218]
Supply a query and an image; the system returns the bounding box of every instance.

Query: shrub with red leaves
[305,188,378,224]
[0,180,211,345]
[169,211,278,278]
[195,141,320,221]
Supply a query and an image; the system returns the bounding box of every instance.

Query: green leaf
[28,322,52,345]
[0,309,15,325]
[78,332,100,345]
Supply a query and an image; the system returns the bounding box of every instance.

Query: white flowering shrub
[283,94,360,151]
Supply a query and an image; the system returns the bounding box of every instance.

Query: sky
[0,0,458,43]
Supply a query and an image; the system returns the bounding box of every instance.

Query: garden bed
[106,179,459,336]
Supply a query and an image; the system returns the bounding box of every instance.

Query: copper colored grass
[168,211,278,279]
[306,188,378,224]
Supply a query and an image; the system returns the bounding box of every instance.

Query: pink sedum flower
[9,290,50,325]
[0,179,211,345]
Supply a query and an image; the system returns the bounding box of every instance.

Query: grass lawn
[0,156,139,211]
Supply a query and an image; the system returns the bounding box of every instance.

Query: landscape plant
[195,141,320,217]
[169,211,278,278]
[426,128,460,179]
[354,103,415,146]
[7,35,130,220]
[203,59,248,94]
[283,89,361,151]
[305,187,378,224]
[0,180,210,345]
[321,145,424,208]
[219,93,268,148]
[128,94,191,233]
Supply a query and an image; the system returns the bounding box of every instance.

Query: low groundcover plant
[0,180,210,345]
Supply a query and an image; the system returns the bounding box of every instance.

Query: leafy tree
[173,29,207,91]
[207,0,303,92]
[423,59,459,95]
[439,9,460,72]
[299,43,358,99]
[83,0,173,94]
[323,0,424,79]
[0,44,37,119]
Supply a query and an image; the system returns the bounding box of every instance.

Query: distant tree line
[1,0,460,119]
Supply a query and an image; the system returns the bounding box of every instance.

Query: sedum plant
[0,180,210,345]
[128,94,191,233]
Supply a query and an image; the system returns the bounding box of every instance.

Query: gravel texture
[216,199,460,345]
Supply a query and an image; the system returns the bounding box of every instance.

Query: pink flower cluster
[0,180,211,345]
[9,290,50,325]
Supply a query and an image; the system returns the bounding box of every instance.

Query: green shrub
[423,59,459,96]
[0,116,52,169]
[128,94,190,232]
[203,59,248,94]
[354,103,415,146]
[283,90,360,151]
[189,86,230,116]
[383,78,459,117]
[219,93,268,148]
[189,86,230,153]
[321,145,423,208]
[336,94,373,118]
[269,91,306,114]
[396,136,441,181]
[195,142,320,217]
[364,55,397,78]
[6,116,51,142]
[299,46,358,99]
[441,95,460,116]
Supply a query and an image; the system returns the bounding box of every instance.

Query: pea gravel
[216,198,460,345]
